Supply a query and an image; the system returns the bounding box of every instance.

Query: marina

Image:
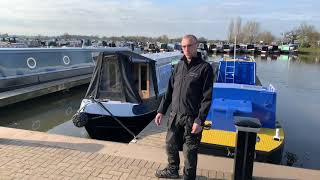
[0,35,319,179]
[0,53,319,171]
[1,0,320,178]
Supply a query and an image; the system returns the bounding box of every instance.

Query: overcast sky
[1,0,319,39]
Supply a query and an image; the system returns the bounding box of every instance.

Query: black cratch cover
[85,51,158,104]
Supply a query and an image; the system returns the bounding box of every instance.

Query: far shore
[298,47,320,54]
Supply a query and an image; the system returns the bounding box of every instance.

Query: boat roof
[141,51,182,61]
[0,47,131,53]
[221,56,255,62]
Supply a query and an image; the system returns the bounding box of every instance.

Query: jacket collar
[181,52,203,67]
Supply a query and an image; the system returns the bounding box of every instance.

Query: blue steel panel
[217,61,256,85]
[207,99,253,131]
[207,83,276,131]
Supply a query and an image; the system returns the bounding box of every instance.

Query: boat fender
[72,112,89,127]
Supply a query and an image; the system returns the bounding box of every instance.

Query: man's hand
[191,122,203,134]
[154,113,163,126]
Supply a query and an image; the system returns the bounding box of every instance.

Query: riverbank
[297,48,320,62]
[298,47,320,54]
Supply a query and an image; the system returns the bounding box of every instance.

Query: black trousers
[166,112,202,180]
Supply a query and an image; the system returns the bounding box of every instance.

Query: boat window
[247,45,254,49]
[210,44,216,48]
[139,64,150,99]
[160,44,167,49]
[100,56,121,93]
[109,63,117,89]
[140,65,147,90]
[149,44,155,49]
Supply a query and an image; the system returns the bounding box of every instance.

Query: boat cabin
[85,51,158,103]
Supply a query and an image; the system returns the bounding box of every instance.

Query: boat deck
[133,116,284,153]
[201,126,284,152]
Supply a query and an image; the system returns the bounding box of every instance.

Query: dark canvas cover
[85,51,158,103]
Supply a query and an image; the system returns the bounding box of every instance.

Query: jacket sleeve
[157,66,176,114]
[194,64,214,126]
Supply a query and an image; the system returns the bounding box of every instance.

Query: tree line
[227,17,320,47]
[1,19,319,47]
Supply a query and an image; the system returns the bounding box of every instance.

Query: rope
[90,98,138,142]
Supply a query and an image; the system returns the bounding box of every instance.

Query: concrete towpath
[0,114,319,179]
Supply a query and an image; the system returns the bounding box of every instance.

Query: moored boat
[200,55,285,164]
[223,44,231,53]
[269,45,280,54]
[279,44,298,54]
[0,47,126,92]
[73,50,183,142]
[261,45,269,54]
[240,44,255,54]
[208,44,217,54]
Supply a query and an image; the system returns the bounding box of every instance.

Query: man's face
[181,38,198,60]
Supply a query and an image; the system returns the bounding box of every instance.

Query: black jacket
[157,54,214,126]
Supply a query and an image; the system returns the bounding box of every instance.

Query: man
[154,35,214,180]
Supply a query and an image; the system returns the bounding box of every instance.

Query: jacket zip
[178,65,185,114]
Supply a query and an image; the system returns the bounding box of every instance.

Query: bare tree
[170,37,182,43]
[242,21,260,43]
[258,31,275,44]
[227,17,243,43]
[235,17,243,43]
[283,30,299,44]
[198,37,208,42]
[296,22,320,47]
[63,32,71,40]
[227,19,234,42]
[156,35,169,43]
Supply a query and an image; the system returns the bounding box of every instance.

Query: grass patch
[298,47,320,54]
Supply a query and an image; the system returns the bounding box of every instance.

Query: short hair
[182,34,198,43]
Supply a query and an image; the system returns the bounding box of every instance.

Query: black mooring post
[233,117,261,180]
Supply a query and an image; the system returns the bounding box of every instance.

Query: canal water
[0,53,319,170]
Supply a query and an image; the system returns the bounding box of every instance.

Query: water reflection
[284,151,298,166]
[210,53,320,64]
[0,85,88,132]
